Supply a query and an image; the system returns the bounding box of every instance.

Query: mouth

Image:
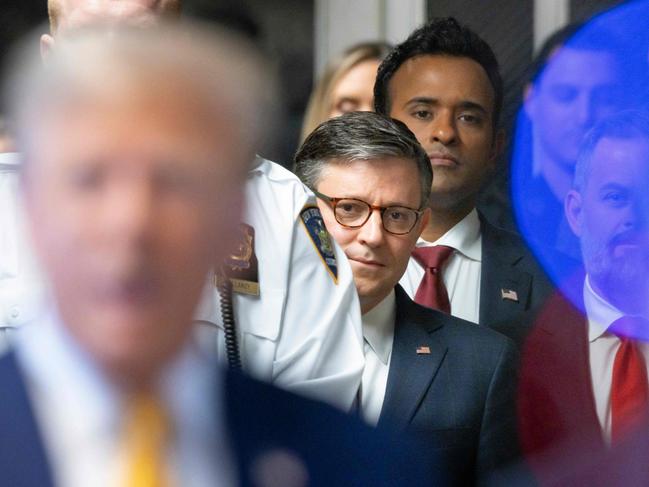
[609,233,649,257]
[98,275,159,305]
[348,256,385,267]
[428,152,458,167]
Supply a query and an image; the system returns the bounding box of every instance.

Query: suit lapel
[479,216,532,326]
[378,287,447,431]
[0,351,55,487]
[540,290,600,438]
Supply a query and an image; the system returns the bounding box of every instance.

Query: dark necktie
[411,245,454,313]
[609,316,649,443]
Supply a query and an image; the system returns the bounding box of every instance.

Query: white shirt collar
[584,275,625,342]
[14,305,221,444]
[0,152,20,169]
[15,308,121,438]
[362,290,396,365]
[13,304,233,486]
[416,208,482,262]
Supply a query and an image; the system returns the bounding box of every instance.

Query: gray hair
[294,111,432,207]
[4,20,275,168]
[574,110,649,192]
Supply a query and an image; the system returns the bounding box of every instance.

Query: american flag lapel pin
[501,288,519,302]
[416,346,431,355]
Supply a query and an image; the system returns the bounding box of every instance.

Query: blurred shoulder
[224,368,438,486]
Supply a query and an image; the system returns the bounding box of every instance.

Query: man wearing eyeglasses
[295,111,520,485]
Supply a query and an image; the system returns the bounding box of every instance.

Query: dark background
[0,0,626,177]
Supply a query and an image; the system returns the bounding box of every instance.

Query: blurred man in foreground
[295,112,520,485]
[1,0,182,368]
[0,0,364,411]
[0,24,430,487]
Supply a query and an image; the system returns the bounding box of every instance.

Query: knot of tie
[608,316,649,342]
[412,245,454,273]
[412,245,454,313]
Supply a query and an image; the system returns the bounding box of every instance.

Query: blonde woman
[300,42,391,142]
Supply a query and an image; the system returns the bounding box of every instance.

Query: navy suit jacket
[378,286,521,485]
[479,214,553,329]
[0,350,438,487]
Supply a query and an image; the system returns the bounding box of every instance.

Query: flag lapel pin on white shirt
[416,346,431,354]
[500,288,519,302]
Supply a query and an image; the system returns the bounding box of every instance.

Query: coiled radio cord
[217,274,242,371]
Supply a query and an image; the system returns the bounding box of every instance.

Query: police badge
[216,223,260,295]
[299,205,338,283]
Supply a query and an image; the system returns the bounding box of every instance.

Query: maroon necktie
[609,316,649,443]
[412,245,454,313]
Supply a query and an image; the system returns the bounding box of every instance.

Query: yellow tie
[122,393,172,487]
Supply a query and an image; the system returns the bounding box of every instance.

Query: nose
[357,209,386,248]
[576,93,596,128]
[620,196,648,233]
[430,110,457,145]
[633,195,649,230]
[104,178,156,248]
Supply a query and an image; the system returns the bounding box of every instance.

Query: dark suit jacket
[0,350,438,487]
[479,214,554,329]
[378,286,521,485]
[516,287,604,479]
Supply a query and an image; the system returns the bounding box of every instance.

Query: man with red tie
[295,111,520,485]
[517,110,649,477]
[374,18,552,328]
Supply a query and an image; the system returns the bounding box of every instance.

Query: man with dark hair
[296,111,520,485]
[512,22,626,283]
[374,17,551,329]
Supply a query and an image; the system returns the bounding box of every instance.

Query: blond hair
[300,41,391,142]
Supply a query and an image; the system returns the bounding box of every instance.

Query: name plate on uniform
[230,278,259,295]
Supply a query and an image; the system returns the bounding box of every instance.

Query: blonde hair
[47,0,61,33]
[300,41,391,142]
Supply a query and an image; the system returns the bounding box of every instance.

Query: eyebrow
[598,182,628,193]
[404,97,489,117]
[334,96,361,104]
[335,195,419,209]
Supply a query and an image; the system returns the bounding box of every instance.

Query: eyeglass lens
[334,199,418,234]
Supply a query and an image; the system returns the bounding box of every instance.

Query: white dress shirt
[14,308,236,487]
[400,209,482,324]
[584,276,649,443]
[0,152,45,341]
[360,290,396,426]
[194,157,364,412]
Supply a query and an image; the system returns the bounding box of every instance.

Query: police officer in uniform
[0,151,44,349]
[194,156,364,411]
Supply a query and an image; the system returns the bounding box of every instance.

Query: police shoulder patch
[299,205,338,283]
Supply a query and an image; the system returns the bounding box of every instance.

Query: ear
[40,34,55,62]
[564,189,583,238]
[417,207,431,237]
[523,82,536,119]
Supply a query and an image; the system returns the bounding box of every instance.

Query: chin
[92,337,177,387]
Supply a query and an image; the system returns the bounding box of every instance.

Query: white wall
[314,0,425,76]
